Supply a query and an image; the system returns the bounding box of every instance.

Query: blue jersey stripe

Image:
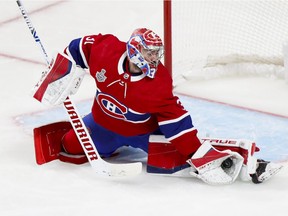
[159,114,194,140]
[68,38,87,68]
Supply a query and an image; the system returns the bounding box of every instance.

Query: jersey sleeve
[157,96,201,157]
[152,66,201,156]
[64,37,88,68]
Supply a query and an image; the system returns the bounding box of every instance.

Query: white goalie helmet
[127,28,164,78]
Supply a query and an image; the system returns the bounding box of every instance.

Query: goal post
[163,0,288,84]
[164,0,172,76]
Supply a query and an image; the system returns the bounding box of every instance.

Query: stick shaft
[16,0,50,65]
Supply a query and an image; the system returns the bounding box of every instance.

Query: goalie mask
[127,28,164,78]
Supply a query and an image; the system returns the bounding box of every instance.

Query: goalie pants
[62,113,152,157]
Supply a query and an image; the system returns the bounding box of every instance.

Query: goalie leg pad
[33,121,87,165]
[147,135,190,174]
[34,121,71,165]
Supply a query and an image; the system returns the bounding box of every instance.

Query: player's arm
[151,84,243,184]
[154,109,245,184]
[64,36,93,69]
[31,35,98,106]
[156,95,202,157]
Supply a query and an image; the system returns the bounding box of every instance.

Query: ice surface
[1,1,288,216]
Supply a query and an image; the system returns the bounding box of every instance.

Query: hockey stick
[16,0,142,177]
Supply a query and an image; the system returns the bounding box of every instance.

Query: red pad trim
[33,53,72,102]
[147,142,188,171]
[191,147,229,168]
[33,121,71,165]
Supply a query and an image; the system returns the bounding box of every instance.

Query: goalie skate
[250,159,283,184]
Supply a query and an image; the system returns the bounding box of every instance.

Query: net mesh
[170,0,288,84]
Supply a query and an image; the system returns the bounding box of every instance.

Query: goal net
[164,0,288,85]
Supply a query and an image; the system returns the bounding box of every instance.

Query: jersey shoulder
[83,34,125,50]
[80,34,126,67]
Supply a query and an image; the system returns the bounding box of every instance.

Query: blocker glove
[32,52,85,106]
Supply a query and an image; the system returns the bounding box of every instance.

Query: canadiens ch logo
[96,69,107,82]
[96,91,151,123]
[97,93,128,120]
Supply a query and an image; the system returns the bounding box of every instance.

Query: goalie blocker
[32,52,85,106]
[33,121,283,185]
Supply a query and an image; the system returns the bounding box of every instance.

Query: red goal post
[163,0,172,76]
[163,0,288,84]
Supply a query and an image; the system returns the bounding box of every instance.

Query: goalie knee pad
[62,128,85,155]
[147,135,190,174]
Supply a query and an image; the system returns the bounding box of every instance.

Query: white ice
[1,1,288,216]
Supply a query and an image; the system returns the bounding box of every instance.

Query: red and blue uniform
[62,34,201,158]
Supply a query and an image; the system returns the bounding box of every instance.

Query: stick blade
[91,160,143,177]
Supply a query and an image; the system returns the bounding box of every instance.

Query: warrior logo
[96,69,107,82]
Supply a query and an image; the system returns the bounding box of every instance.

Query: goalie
[32,28,282,185]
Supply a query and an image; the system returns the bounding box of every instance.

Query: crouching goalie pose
[32,28,282,185]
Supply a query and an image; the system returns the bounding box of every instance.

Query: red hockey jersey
[65,34,201,156]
